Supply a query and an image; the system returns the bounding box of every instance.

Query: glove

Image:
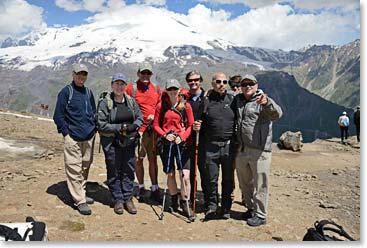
[126,123,138,133]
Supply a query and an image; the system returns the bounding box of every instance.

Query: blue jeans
[102,142,135,202]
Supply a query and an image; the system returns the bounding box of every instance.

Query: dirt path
[0,112,360,241]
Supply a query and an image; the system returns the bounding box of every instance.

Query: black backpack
[303,220,355,241]
[0,216,48,241]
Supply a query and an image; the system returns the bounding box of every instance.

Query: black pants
[205,140,234,212]
[340,126,349,142]
[189,139,207,205]
[102,140,135,202]
[355,124,360,142]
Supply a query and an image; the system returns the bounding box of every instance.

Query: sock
[151,184,158,192]
[139,184,145,189]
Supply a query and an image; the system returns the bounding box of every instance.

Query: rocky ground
[0,110,360,241]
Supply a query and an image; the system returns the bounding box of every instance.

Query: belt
[210,140,231,146]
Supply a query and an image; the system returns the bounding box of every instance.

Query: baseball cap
[72,63,89,73]
[138,62,153,73]
[241,74,257,83]
[165,79,181,89]
[342,111,347,115]
[112,73,127,83]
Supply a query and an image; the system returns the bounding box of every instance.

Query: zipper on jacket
[85,100,89,115]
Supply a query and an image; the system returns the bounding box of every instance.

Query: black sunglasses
[241,82,257,87]
[231,84,240,89]
[187,78,201,83]
[76,71,88,76]
[140,71,152,76]
[166,87,179,91]
[214,79,228,84]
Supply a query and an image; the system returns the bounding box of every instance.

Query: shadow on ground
[46,181,113,209]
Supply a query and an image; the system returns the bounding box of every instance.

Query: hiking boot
[247,216,266,227]
[204,208,217,220]
[124,199,137,215]
[77,203,91,215]
[242,209,255,220]
[170,194,179,212]
[114,200,124,215]
[86,196,94,204]
[136,188,146,203]
[150,189,162,204]
[221,209,231,220]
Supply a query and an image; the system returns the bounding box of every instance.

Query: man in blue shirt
[53,63,96,215]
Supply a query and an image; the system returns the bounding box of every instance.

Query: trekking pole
[192,130,200,215]
[159,141,173,221]
[176,144,195,222]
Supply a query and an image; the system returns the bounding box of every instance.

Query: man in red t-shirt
[126,63,162,203]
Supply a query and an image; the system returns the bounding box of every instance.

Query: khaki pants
[235,146,271,219]
[64,135,95,205]
[137,130,157,160]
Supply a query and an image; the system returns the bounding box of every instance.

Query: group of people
[53,62,283,227]
[338,107,360,144]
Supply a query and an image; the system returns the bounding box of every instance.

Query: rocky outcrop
[279,131,303,151]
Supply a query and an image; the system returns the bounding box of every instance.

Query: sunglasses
[140,71,152,76]
[76,71,88,76]
[241,82,257,87]
[187,78,201,83]
[166,87,179,91]
[213,79,228,84]
[231,84,240,89]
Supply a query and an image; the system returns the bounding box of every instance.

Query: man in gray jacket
[232,74,282,227]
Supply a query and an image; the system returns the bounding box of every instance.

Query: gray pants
[64,135,95,205]
[235,146,271,219]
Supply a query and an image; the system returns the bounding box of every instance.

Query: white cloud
[0,0,46,42]
[197,0,359,11]
[55,0,126,12]
[107,0,126,9]
[55,0,83,12]
[136,0,166,6]
[183,4,359,50]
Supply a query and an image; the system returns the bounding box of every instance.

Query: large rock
[279,131,303,151]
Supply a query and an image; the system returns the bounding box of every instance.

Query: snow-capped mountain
[0,5,237,71]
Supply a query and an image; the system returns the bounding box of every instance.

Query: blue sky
[26,0,252,27]
[0,0,361,50]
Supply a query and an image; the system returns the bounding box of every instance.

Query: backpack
[343,118,349,127]
[66,83,92,108]
[339,117,349,127]
[303,220,355,241]
[0,217,48,241]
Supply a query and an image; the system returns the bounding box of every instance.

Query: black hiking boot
[170,194,179,212]
[136,188,146,203]
[150,189,162,204]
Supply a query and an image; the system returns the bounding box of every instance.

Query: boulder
[279,131,303,151]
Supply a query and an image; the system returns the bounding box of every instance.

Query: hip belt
[209,140,231,147]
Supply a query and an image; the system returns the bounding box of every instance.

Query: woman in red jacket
[153,79,194,219]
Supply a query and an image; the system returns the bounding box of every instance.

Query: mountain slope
[275,40,360,108]
[254,71,355,142]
